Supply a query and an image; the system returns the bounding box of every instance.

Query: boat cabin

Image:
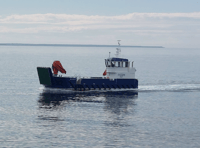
[105,57,136,79]
[105,58,135,68]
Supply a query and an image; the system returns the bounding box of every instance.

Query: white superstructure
[105,41,136,79]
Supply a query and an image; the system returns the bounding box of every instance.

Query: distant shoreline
[0,43,164,48]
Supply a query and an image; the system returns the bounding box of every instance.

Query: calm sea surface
[0,46,200,147]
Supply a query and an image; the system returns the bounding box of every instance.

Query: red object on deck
[52,61,66,75]
[103,70,107,76]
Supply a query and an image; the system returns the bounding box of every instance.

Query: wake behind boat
[37,41,138,91]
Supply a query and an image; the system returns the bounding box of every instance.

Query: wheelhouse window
[118,62,120,67]
[111,61,115,67]
[125,62,128,67]
[105,59,112,67]
[105,59,129,68]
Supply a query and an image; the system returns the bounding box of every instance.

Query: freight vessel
[37,41,138,91]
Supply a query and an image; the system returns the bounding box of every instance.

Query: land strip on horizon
[0,43,164,48]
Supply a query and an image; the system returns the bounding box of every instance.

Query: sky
[0,0,200,48]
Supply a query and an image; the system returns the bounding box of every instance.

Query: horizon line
[0,43,164,48]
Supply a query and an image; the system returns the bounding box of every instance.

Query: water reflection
[104,93,137,115]
[38,90,137,121]
[37,90,138,146]
[103,91,137,127]
[38,90,138,108]
[102,93,138,147]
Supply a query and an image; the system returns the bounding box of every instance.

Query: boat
[37,41,138,91]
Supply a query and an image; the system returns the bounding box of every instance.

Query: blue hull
[37,67,138,91]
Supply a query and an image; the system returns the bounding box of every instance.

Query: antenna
[116,40,121,58]
[117,40,121,46]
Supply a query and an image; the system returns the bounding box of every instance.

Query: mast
[115,40,121,58]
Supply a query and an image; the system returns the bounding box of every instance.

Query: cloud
[0,12,199,34]
[0,13,199,47]
[0,12,200,25]
[1,12,200,23]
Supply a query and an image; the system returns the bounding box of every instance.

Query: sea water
[0,46,200,147]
